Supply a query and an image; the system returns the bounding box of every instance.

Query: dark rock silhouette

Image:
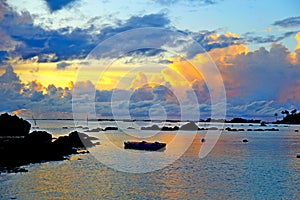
[0,113,31,137]
[141,125,179,131]
[161,126,179,131]
[260,122,267,126]
[0,113,98,173]
[225,127,238,131]
[207,127,218,130]
[141,125,160,130]
[85,127,103,132]
[69,131,94,148]
[180,122,199,131]
[199,127,208,131]
[226,118,261,124]
[242,139,249,143]
[103,127,118,131]
[265,128,279,131]
[24,131,52,144]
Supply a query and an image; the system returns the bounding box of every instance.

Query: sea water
[0,120,299,199]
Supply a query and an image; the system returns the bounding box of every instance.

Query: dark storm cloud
[0,4,171,62]
[44,0,78,12]
[273,16,300,28]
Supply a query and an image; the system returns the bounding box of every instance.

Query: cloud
[57,61,71,70]
[152,0,219,6]
[222,43,300,104]
[130,86,154,102]
[130,72,149,90]
[0,6,172,63]
[185,31,242,58]
[122,13,170,28]
[0,66,26,112]
[44,0,78,12]
[243,31,297,44]
[273,16,300,28]
[0,65,21,83]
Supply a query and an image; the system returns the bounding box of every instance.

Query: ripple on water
[0,130,300,199]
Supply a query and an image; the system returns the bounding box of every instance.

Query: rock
[199,127,208,131]
[69,131,94,148]
[141,125,160,130]
[85,127,103,132]
[297,154,300,158]
[0,113,31,137]
[261,122,267,126]
[225,127,232,131]
[226,127,238,131]
[161,126,179,131]
[24,131,52,144]
[207,127,218,130]
[0,114,96,173]
[180,122,199,131]
[242,139,249,143]
[103,127,118,131]
[265,128,279,131]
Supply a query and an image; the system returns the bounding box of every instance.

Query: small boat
[124,141,166,151]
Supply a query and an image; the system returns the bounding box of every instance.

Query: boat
[124,141,166,151]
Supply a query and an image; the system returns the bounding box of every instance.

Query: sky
[0,0,300,120]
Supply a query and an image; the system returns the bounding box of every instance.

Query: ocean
[0,120,299,199]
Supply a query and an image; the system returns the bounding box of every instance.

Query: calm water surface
[0,121,299,199]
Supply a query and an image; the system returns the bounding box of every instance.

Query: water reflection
[1,127,299,199]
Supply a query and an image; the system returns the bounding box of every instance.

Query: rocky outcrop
[0,113,31,137]
[0,113,98,173]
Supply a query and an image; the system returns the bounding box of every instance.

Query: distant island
[24,108,300,125]
[273,109,300,124]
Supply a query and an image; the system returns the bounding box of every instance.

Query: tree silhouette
[291,109,297,115]
[281,110,285,119]
[274,113,278,121]
[284,110,289,116]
